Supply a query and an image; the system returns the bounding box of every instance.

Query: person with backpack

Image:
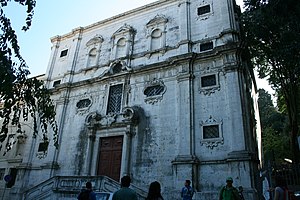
[77,181,96,200]
[219,177,241,200]
[181,180,194,200]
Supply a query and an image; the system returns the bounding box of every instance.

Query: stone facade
[0,0,262,199]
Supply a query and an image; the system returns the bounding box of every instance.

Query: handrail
[23,175,147,200]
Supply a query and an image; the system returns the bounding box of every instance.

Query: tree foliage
[242,0,300,163]
[258,89,289,165]
[0,0,58,155]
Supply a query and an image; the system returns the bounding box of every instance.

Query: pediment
[113,24,135,36]
[86,35,103,46]
[147,15,168,27]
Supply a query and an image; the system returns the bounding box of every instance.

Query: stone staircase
[23,176,147,200]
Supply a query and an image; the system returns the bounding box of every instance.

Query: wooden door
[97,136,123,181]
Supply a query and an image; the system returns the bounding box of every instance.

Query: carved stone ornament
[109,60,132,73]
[85,106,140,129]
[199,85,220,95]
[99,113,117,126]
[113,23,135,37]
[86,35,104,46]
[17,133,27,144]
[147,14,168,27]
[144,79,166,105]
[36,151,47,159]
[198,73,220,96]
[76,96,93,115]
[200,115,224,149]
[99,60,132,78]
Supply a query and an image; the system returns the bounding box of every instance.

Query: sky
[5,0,273,94]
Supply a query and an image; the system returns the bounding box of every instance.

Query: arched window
[151,29,162,51]
[112,63,122,74]
[116,38,126,58]
[87,48,97,67]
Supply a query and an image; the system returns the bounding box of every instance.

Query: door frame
[87,126,134,181]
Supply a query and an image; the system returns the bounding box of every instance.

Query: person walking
[219,177,241,200]
[181,180,194,200]
[77,181,96,200]
[146,181,164,200]
[112,175,138,200]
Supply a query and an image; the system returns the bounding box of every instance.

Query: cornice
[49,0,178,41]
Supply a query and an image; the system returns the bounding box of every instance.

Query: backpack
[79,190,91,200]
[220,186,241,200]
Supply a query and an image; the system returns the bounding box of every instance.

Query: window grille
[76,99,91,109]
[107,84,123,114]
[201,74,216,87]
[203,125,219,139]
[198,5,211,15]
[144,85,165,97]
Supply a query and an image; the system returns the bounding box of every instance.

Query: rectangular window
[53,80,61,87]
[198,5,211,15]
[38,142,49,152]
[203,125,219,139]
[107,84,123,114]
[200,41,213,51]
[201,74,216,87]
[60,49,68,57]
[6,168,17,188]
[0,168,5,181]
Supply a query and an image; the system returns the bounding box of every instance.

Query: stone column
[178,0,191,53]
[45,36,60,88]
[172,58,199,191]
[85,132,96,175]
[176,72,193,156]
[120,126,134,178]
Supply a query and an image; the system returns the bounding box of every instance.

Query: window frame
[199,73,220,95]
[200,41,214,52]
[200,116,223,149]
[196,4,213,20]
[106,84,123,115]
[60,49,68,58]
[143,79,166,104]
[197,5,211,16]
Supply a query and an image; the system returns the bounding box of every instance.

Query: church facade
[0,0,262,199]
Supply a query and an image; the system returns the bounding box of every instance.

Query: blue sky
[5,0,244,76]
[6,0,244,76]
[7,1,274,94]
[6,0,159,76]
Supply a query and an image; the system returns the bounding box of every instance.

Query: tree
[242,0,300,163]
[0,0,58,155]
[257,89,289,165]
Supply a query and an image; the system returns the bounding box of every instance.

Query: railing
[23,175,147,200]
[272,164,300,191]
